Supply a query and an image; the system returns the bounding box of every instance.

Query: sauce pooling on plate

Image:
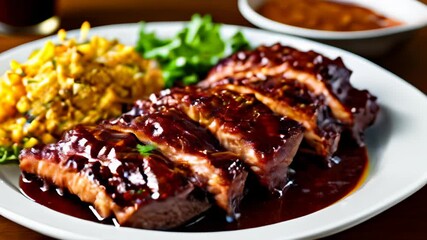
[258,0,401,31]
[20,134,368,231]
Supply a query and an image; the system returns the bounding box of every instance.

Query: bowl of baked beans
[239,0,427,56]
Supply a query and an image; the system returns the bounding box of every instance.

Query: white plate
[1,23,427,240]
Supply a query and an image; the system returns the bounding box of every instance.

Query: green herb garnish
[0,145,20,164]
[136,144,156,156]
[135,14,250,88]
[229,31,251,53]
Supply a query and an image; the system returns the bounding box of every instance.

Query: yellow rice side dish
[0,23,164,159]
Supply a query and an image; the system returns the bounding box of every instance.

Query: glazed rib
[148,87,304,192]
[200,43,379,145]
[104,108,248,217]
[19,125,210,229]
[204,76,341,158]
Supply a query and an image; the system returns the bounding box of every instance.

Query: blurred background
[60,0,249,26]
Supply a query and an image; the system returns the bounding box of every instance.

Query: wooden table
[1,1,426,239]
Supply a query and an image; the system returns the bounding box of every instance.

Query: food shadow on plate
[0,164,21,191]
[364,104,394,177]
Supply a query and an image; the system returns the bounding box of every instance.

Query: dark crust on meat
[202,75,342,158]
[147,86,304,191]
[19,125,210,229]
[200,43,379,145]
[104,108,248,217]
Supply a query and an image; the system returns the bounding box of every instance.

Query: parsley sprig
[136,14,250,87]
[0,145,20,163]
[136,144,156,157]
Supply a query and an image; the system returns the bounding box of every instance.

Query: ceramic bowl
[238,0,427,57]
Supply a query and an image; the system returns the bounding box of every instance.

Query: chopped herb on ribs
[105,108,248,218]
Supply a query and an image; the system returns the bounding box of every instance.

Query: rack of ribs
[200,43,379,151]
[104,107,248,218]
[142,86,304,193]
[18,43,380,230]
[199,75,342,159]
[19,125,211,229]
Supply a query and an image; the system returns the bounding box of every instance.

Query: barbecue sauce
[20,133,368,231]
[258,0,401,32]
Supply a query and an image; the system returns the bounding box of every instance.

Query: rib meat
[104,108,248,217]
[145,87,304,192]
[19,125,210,229]
[200,43,379,145]
[201,76,342,158]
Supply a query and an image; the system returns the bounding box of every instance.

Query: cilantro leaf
[136,144,156,156]
[0,145,20,164]
[230,31,251,53]
[135,14,251,88]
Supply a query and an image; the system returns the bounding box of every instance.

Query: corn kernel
[45,118,57,132]
[11,128,23,143]
[16,98,30,113]
[58,29,67,42]
[16,117,27,126]
[6,72,22,85]
[27,119,40,133]
[10,60,23,75]
[80,21,91,42]
[0,128,6,138]
[23,137,39,148]
[41,133,55,144]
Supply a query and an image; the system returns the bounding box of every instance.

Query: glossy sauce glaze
[20,133,368,231]
[155,87,304,164]
[258,0,401,31]
[204,43,380,146]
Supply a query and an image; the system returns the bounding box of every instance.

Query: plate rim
[1,22,426,240]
